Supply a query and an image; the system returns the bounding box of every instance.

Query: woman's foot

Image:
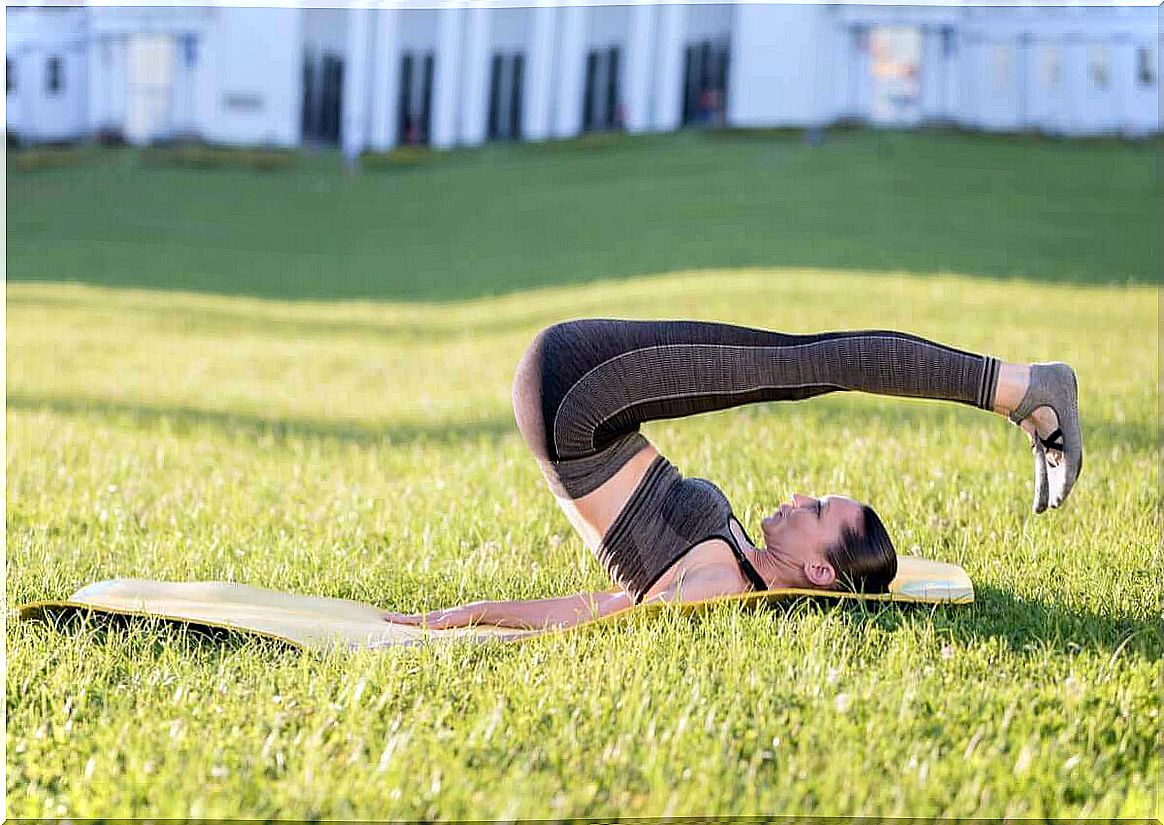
[992,362,1083,513]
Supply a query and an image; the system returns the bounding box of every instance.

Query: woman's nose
[792,493,813,507]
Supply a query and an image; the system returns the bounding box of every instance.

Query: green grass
[6,131,1160,817]
[6,130,1159,301]
[7,269,1159,818]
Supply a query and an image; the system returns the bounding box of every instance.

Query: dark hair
[824,505,897,594]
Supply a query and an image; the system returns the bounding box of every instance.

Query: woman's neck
[743,542,805,590]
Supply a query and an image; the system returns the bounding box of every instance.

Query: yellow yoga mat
[18,555,972,652]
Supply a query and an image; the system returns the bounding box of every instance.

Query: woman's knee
[512,320,602,459]
[511,324,559,460]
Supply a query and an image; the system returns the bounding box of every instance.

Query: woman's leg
[515,319,999,486]
[513,318,1078,510]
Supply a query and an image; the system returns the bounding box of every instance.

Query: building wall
[729,5,831,127]
[203,8,301,146]
[5,7,88,141]
[6,3,1160,148]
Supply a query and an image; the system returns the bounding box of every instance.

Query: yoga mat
[18,555,972,652]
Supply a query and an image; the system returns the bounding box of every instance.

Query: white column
[1110,34,1134,133]
[959,32,978,129]
[86,35,103,132]
[523,4,555,141]
[1063,33,1087,135]
[369,6,400,151]
[842,25,873,122]
[25,46,39,140]
[943,28,959,121]
[1015,33,1032,130]
[652,4,685,132]
[844,27,862,118]
[553,5,587,138]
[431,6,464,148]
[342,6,372,160]
[919,26,943,122]
[458,2,490,145]
[623,4,655,133]
[172,35,199,136]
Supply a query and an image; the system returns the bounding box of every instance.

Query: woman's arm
[384,589,632,631]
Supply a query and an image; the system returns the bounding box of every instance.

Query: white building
[5,3,1160,149]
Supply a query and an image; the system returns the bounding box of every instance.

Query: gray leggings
[511,318,1000,499]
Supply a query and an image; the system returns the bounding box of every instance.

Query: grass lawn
[6,132,1160,818]
[6,130,1158,300]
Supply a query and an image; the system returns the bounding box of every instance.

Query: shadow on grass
[5,393,516,447]
[7,131,1158,301]
[950,583,1162,658]
[17,605,302,656]
[740,585,1161,658]
[866,583,1162,659]
[5,289,562,344]
[18,582,1160,660]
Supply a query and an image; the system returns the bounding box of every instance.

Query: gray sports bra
[597,454,769,604]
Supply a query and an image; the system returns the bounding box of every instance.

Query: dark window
[45,55,63,95]
[581,47,622,132]
[582,51,598,132]
[605,47,620,128]
[488,54,502,137]
[179,33,198,69]
[301,56,317,136]
[681,39,730,127]
[397,51,433,146]
[510,54,524,138]
[487,51,525,141]
[320,55,343,141]
[300,50,343,144]
[1088,44,1109,90]
[6,58,13,94]
[1137,46,1157,87]
[940,26,956,58]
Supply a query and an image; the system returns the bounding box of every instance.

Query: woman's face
[761,493,864,587]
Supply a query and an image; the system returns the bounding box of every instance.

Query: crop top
[596,454,769,604]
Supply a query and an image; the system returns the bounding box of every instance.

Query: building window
[179,33,198,69]
[1088,44,1109,89]
[397,51,434,146]
[1039,45,1061,88]
[5,57,13,93]
[940,26,956,58]
[1137,46,1157,87]
[681,40,730,127]
[487,52,524,141]
[302,51,344,144]
[582,47,622,132]
[991,44,1013,92]
[45,55,63,94]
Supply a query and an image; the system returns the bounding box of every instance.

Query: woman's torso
[551,439,755,602]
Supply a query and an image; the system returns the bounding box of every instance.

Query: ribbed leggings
[511,319,1000,499]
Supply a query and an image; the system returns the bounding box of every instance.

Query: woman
[386,319,1081,631]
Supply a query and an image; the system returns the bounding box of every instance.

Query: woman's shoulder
[660,538,754,601]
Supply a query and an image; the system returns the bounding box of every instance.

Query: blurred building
[5,3,1160,149]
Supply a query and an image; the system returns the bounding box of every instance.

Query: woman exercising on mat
[386,319,1081,631]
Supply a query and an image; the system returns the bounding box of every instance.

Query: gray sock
[1008,362,1082,512]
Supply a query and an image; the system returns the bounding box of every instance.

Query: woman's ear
[805,561,836,588]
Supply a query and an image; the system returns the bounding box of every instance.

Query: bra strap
[724,519,768,593]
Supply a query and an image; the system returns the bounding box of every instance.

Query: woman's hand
[383,604,486,629]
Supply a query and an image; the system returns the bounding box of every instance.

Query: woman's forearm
[474,589,631,629]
